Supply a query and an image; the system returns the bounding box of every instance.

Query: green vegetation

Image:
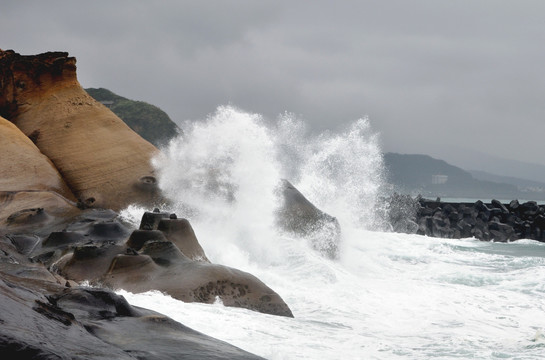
[85,88,180,147]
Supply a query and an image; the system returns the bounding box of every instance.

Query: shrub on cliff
[85,87,180,147]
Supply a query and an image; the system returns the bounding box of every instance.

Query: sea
[119,106,545,359]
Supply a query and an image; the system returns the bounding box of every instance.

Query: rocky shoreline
[416,198,545,242]
[387,193,545,242]
[0,49,346,358]
[0,49,277,359]
[3,47,539,358]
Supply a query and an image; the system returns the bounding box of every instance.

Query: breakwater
[415,198,545,242]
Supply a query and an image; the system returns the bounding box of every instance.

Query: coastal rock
[49,210,294,317]
[0,115,81,234]
[0,191,80,236]
[156,217,210,262]
[102,252,293,317]
[276,179,341,259]
[0,248,264,359]
[0,48,281,358]
[391,197,545,243]
[0,116,74,199]
[0,50,160,211]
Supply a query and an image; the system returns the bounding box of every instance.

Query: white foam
[117,107,545,358]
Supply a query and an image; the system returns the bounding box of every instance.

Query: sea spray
[147,105,385,266]
[119,107,545,359]
[151,106,283,266]
[120,233,545,359]
[284,116,385,230]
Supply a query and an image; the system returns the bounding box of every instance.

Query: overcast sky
[2,1,545,170]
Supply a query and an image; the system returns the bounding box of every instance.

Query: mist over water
[121,106,545,359]
[148,105,385,266]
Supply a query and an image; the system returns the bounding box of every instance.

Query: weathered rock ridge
[0,244,264,359]
[0,114,80,231]
[0,116,74,198]
[47,209,293,317]
[0,49,160,211]
[0,49,294,358]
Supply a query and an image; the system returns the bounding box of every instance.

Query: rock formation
[414,199,545,242]
[0,116,74,198]
[276,179,341,258]
[0,49,294,358]
[0,115,80,234]
[386,195,545,243]
[0,242,264,359]
[48,210,293,317]
[0,50,160,211]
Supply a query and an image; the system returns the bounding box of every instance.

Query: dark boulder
[406,198,545,243]
[488,221,516,242]
[50,210,294,318]
[509,199,520,211]
[156,218,209,262]
[276,179,341,259]
[0,275,264,359]
[534,215,545,231]
[520,201,539,218]
[138,210,170,230]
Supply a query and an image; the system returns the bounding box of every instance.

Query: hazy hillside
[85,88,180,147]
[469,170,545,192]
[383,153,545,200]
[384,153,473,188]
[423,145,545,184]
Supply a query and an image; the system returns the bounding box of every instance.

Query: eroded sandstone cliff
[0,50,160,211]
[0,116,74,197]
[0,50,296,357]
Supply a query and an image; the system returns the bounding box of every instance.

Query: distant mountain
[85,88,180,147]
[384,153,473,189]
[383,153,545,200]
[421,145,545,184]
[469,170,545,192]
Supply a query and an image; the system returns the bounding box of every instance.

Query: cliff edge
[0,50,160,211]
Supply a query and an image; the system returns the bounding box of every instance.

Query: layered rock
[4,205,293,317]
[0,50,160,211]
[50,210,293,317]
[0,191,80,237]
[0,116,74,197]
[0,49,294,357]
[0,115,80,233]
[0,237,264,359]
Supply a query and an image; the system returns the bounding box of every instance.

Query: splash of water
[144,105,384,265]
[275,114,385,229]
[118,106,545,359]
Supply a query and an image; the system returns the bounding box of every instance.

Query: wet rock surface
[0,268,264,359]
[0,49,285,358]
[100,211,293,317]
[276,179,341,258]
[389,195,545,242]
[0,208,280,358]
[2,207,293,318]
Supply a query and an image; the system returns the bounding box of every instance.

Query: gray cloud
[2,0,545,169]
